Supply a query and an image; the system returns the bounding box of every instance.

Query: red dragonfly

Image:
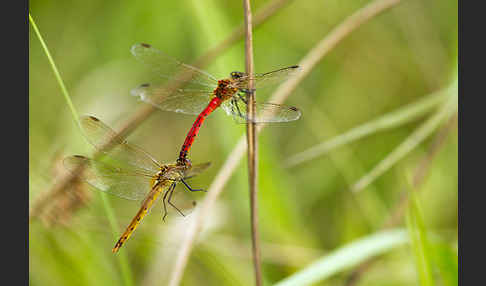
[130,43,302,161]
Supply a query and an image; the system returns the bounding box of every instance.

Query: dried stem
[344,112,458,286]
[243,0,262,285]
[29,0,292,221]
[167,0,404,285]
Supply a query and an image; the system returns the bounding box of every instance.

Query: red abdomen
[179,97,222,160]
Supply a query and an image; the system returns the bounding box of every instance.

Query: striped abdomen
[112,181,168,253]
[178,97,222,160]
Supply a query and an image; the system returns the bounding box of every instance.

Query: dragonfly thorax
[154,163,189,183]
[214,79,238,100]
[151,168,166,186]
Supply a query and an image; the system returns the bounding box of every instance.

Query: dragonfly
[64,115,210,253]
[130,43,302,162]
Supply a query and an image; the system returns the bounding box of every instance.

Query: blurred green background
[29,0,457,285]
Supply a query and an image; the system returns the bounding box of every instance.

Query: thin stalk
[167,0,404,284]
[243,0,262,285]
[29,13,133,286]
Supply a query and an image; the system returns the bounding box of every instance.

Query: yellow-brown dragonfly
[64,116,210,253]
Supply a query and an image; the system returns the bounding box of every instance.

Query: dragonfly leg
[230,99,237,116]
[162,183,175,221]
[238,92,248,104]
[167,186,185,217]
[233,98,244,119]
[181,178,206,192]
[240,88,255,96]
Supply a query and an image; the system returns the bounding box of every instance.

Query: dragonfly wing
[63,155,152,201]
[220,100,235,118]
[131,84,214,115]
[233,65,301,90]
[183,162,211,179]
[131,43,219,89]
[223,99,302,123]
[80,116,161,174]
[165,186,199,217]
[221,100,254,124]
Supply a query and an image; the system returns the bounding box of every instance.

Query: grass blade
[29,13,80,128]
[431,241,458,286]
[406,192,435,286]
[274,229,409,286]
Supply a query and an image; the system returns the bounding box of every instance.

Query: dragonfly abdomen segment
[112,182,167,253]
[178,97,223,160]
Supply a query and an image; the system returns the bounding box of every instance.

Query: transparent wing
[156,161,211,182]
[221,99,302,123]
[80,115,161,174]
[164,187,199,218]
[183,162,211,179]
[131,43,219,89]
[232,65,301,90]
[63,155,153,201]
[131,83,214,115]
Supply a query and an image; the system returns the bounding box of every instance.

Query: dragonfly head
[230,71,245,79]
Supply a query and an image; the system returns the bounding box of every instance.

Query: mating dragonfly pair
[65,43,301,252]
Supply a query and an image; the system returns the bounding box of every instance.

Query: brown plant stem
[167,0,404,285]
[243,0,262,285]
[29,0,293,222]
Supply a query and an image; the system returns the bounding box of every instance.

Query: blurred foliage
[29,0,457,285]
